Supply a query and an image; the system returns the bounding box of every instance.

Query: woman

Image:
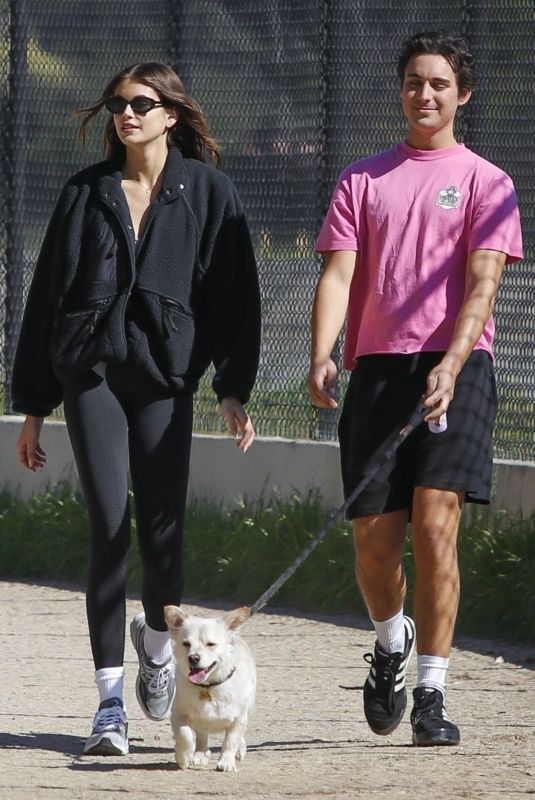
[12,63,261,756]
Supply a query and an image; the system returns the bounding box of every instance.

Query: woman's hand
[16,415,46,471]
[220,398,255,453]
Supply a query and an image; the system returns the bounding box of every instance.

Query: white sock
[417,655,449,697]
[371,608,405,654]
[143,623,173,665]
[95,666,125,705]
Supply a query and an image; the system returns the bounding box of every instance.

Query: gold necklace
[123,176,157,195]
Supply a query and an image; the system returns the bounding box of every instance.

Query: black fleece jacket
[11,148,261,417]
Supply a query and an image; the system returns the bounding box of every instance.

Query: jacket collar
[96,147,189,203]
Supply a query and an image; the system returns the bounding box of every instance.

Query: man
[308,31,522,746]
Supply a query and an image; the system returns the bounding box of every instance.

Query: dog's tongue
[188,668,209,684]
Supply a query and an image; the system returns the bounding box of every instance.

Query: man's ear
[458,88,472,107]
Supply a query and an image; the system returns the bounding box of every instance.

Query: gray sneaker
[130,611,176,721]
[83,697,129,756]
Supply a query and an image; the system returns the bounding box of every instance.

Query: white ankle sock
[143,623,172,665]
[371,608,405,654]
[417,655,449,697]
[95,666,125,705]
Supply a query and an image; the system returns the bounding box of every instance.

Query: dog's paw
[216,753,238,772]
[192,750,211,767]
[175,752,192,770]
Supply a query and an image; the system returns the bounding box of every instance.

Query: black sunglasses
[105,95,164,115]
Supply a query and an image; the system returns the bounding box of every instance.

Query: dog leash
[249,401,429,616]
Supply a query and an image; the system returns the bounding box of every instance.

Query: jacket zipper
[88,298,112,333]
[162,299,183,335]
[101,191,174,347]
[101,196,138,345]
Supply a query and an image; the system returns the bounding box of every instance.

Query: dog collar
[198,666,236,688]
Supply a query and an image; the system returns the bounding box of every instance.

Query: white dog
[164,605,256,772]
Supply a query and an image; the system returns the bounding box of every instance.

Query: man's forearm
[310,276,350,362]
[310,250,358,364]
[441,249,506,376]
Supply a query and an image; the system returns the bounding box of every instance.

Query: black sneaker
[410,687,460,746]
[363,616,416,735]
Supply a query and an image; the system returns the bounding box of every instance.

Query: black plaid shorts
[338,350,497,519]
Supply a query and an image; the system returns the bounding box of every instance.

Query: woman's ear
[166,107,178,129]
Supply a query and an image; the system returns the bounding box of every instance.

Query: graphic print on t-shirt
[436,185,461,210]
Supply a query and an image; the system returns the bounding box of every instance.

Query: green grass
[455,510,535,641]
[1,484,534,643]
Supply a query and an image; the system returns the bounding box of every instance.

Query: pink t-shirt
[315,142,523,368]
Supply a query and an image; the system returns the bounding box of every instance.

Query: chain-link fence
[1,1,533,459]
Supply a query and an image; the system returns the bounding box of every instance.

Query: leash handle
[249,402,428,616]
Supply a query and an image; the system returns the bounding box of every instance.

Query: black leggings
[63,363,193,670]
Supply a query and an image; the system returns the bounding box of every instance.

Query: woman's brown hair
[76,62,221,168]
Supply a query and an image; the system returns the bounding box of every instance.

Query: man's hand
[16,415,46,471]
[423,362,457,421]
[220,397,255,453]
[308,358,339,408]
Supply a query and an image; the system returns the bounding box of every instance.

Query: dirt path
[1,580,534,799]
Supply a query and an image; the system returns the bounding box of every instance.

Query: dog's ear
[223,606,251,630]
[164,605,187,631]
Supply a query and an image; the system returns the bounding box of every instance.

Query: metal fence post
[316,0,340,440]
[4,0,28,414]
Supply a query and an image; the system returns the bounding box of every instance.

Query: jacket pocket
[63,296,112,337]
[52,296,117,375]
[159,297,195,376]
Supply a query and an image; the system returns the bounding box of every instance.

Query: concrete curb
[2,416,535,516]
